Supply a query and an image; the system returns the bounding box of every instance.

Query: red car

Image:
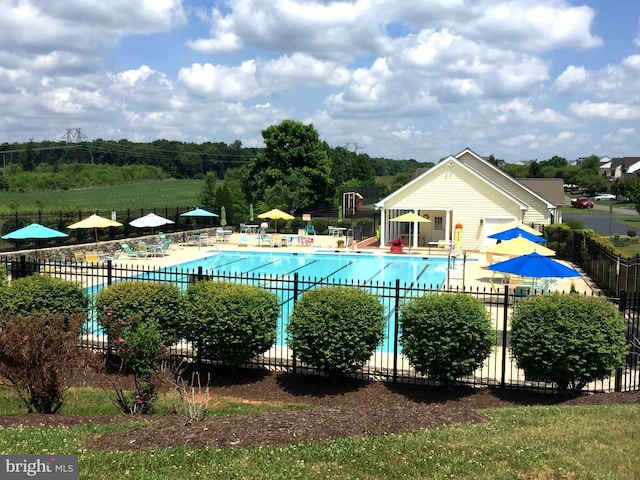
[571,197,594,208]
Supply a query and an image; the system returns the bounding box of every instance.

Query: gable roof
[517,178,565,205]
[454,148,556,208]
[376,154,529,209]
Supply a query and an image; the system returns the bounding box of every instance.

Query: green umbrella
[220,206,227,227]
[249,203,254,222]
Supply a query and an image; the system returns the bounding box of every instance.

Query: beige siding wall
[384,164,523,249]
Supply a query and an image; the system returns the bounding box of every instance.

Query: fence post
[106,259,113,286]
[292,272,299,375]
[500,285,510,389]
[615,290,626,392]
[392,278,401,383]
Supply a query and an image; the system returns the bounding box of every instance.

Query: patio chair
[238,234,249,246]
[239,223,249,234]
[158,232,178,250]
[259,234,273,247]
[119,241,150,259]
[305,224,316,236]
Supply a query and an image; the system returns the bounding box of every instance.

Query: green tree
[246,120,334,214]
[214,184,234,223]
[617,177,640,213]
[197,172,217,210]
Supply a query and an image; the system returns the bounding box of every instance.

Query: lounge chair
[305,224,316,236]
[259,234,273,247]
[119,241,150,259]
[158,232,178,250]
[238,234,249,246]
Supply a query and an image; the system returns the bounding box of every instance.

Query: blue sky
[1,0,640,163]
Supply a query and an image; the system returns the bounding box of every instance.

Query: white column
[379,209,386,247]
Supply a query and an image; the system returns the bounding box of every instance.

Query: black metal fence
[562,230,640,298]
[2,254,638,394]
[0,207,379,252]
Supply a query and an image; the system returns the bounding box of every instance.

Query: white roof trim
[375,155,529,210]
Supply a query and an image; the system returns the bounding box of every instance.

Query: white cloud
[570,101,640,120]
[0,0,637,161]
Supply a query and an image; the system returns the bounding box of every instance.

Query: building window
[434,216,443,231]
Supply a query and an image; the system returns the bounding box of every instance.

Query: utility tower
[61,128,88,143]
[344,142,364,153]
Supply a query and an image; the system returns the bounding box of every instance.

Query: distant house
[620,157,640,178]
[375,148,563,251]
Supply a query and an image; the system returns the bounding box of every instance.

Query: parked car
[594,193,616,201]
[571,197,594,208]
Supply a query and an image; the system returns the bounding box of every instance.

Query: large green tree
[246,120,334,214]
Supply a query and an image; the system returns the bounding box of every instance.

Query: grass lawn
[0,179,204,213]
[0,386,638,479]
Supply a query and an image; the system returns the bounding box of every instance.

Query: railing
[1,255,639,394]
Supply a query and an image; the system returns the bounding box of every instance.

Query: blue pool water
[87,250,451,353]
[180,250,449,287]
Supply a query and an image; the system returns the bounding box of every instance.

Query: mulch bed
[1,367,638,451]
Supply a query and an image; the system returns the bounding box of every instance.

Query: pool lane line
[208,257,282,277]
[296,260,356,293]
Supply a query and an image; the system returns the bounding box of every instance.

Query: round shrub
[0,312,84,413]
[399,293,495,385]
[510,293,628,397]
[96,281,184,344]
[184,281,279,367]
[287,286,385,379]
[0,274,88,325]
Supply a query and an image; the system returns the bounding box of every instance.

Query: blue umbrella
[488,226,546,243]
[180,207,218,218]
[2,223,68,240]
[487,251,581,279]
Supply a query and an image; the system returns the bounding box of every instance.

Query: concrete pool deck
[109,231,599,296]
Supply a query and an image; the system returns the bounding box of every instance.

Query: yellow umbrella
[257,209,295,232]
[486,235,555,257]
[491,220,542,236]
[68,214,123,249]
[390,212,431,251]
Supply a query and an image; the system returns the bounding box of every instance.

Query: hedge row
[0,275,630,402]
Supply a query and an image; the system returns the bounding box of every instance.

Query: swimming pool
[179,250,449,287]
[86,250,451,354]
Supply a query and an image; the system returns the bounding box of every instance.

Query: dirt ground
[1,367,638,452]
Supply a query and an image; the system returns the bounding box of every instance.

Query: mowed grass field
[0,179,204,213]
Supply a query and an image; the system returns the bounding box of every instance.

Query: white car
[594,193,616,201]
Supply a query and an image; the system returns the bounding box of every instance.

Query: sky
[1,0,640,163]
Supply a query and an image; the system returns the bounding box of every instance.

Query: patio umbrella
[488,251,581,289]
[257,208,294,232]
[180,207,219,232]
[68,214,123,250]
[491,221,542,236]
[249,203,254,222]
[129,213,174,229]
[2,223,68,241]
[488,226,546,243]
[220,206,227,227]
[180,207,219,219]
[2,223,69,258]
[390,212,431,251]
[485,235,555,257]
